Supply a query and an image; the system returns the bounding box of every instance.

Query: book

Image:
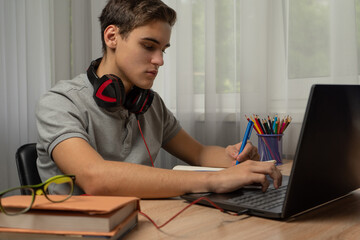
[0,211,137,240]
[0,195,139,233]
[172,165,224,171]
[173,165,261,189]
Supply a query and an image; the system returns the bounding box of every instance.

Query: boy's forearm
[197,146,233,168]
[80,160,213,198]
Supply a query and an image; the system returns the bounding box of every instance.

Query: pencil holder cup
[257,134,283,165]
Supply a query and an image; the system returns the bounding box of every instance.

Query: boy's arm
[163,129,259,167]
[52,136,281,198]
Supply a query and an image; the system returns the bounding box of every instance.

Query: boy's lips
[146,69,158,77]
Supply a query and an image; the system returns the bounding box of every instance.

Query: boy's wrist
[186,171,215,194]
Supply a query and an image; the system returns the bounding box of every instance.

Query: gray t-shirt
[36,74,181,194]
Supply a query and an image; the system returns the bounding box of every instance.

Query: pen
[236,120,254,165]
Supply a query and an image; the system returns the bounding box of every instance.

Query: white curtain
[1,0,359,189]
[0,0,52,190]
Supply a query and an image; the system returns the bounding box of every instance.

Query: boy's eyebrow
[141,37,171,48]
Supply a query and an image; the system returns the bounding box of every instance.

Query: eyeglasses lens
[45,177,74,202]
[1,187,34,215]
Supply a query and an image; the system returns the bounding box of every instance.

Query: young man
[36,0,282,198]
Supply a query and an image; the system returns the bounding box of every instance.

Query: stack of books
[0,195,139,239]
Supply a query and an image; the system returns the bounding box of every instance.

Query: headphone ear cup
[87,58,154,112]
[124,87,154,115]
[93,74,125,108]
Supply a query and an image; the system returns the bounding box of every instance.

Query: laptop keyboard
[227,185,288,210]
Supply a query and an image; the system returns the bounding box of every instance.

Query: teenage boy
[36,0,282,198]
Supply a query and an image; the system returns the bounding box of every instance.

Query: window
[192,0,239,94]
[192,0,205,94]
[288,0,330,79]
[289,0,360,79]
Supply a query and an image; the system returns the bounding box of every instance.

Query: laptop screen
[284,84,360,218]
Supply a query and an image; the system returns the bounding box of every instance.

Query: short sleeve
[36,88,90,158]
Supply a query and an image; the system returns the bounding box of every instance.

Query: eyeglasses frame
[0,174,76,216]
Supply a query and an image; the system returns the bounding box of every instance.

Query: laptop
[181,84,360,219]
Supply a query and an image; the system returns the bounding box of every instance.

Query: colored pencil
[245,114,291,135]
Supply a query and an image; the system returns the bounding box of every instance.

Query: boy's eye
[141,42,167,54]
[143,43,154,50]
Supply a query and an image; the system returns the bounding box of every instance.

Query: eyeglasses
[0,174,75,216]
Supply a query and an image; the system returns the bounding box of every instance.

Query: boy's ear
[104,25,118,49]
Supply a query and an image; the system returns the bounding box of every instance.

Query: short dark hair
[99,0,177,53]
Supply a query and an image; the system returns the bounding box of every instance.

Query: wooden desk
[125,161,360,239]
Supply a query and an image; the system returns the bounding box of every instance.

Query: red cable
[138,196,239,229]
[137,119,155,167]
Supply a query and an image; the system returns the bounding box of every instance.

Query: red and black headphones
[87,58,154,115]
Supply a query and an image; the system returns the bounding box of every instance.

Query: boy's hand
[226,141,260,165]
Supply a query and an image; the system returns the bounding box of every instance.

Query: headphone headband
[87,58,100,85]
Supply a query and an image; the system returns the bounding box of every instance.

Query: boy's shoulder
[37,74,93,109]
[51,74,90,94]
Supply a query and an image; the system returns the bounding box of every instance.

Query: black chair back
[15,143,42,194]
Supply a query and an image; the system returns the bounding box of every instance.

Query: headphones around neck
[87,58,154,115]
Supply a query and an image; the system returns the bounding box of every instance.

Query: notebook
[182,84,360,219]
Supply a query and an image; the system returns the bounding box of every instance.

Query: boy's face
[114,20,171,90]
